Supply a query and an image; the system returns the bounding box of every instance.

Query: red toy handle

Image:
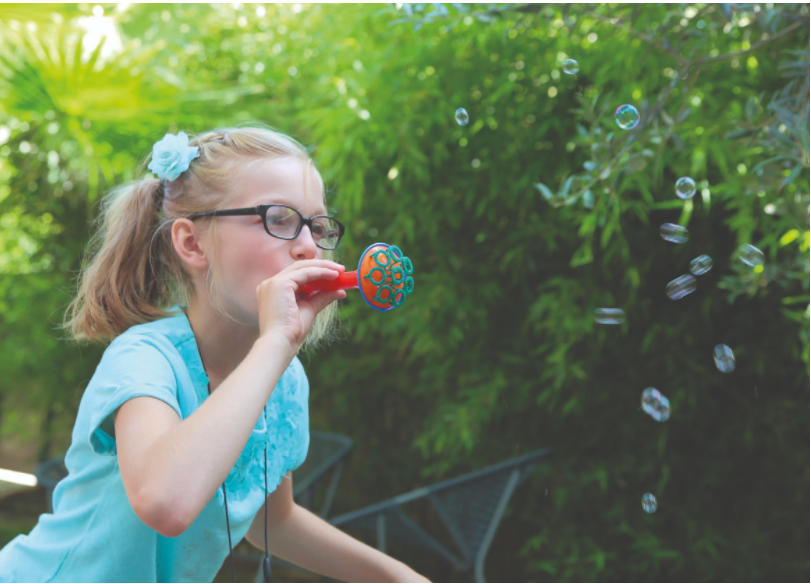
[299,271,358,295]
[296,242,414,311]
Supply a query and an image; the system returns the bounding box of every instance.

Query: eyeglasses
[188,204,345,250]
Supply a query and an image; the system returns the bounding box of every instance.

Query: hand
[255,259,347,350]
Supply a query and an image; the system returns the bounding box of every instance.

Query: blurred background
[0,3,808,582]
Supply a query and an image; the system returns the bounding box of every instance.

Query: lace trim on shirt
[223,377,306,502]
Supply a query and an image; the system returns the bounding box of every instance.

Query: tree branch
[585,10,688,64]
[692,20,805,65]
[584,8,805,69]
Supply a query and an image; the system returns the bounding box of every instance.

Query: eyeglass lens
[265,206,341,249]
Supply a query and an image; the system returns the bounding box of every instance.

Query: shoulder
[95,311,195,390]
[114,304,192,350]
[87,332,180,405]
[99,332,177,379]
[100,305,193,368]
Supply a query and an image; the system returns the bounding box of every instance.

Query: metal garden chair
[33,455,67,514]
[327,447,553,583]
[288,431,354,520]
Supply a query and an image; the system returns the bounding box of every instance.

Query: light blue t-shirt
[0,305,310,583]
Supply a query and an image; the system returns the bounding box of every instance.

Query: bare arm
[116,334,296,537]
[249,504,431,583]
[244,471,295,550]
[244,474,428,582]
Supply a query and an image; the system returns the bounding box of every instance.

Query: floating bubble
[454,108,469,126]
[690,255,713,275]
[562,58,580,74]
[738,243,764,267]
[641,493,657,514]
[660,223,689,243]
[713,344,736,373]
[594,308,626,325]
[641,387,670,422]
[666,274,697,300]
[675,176,696,200]
[615,104,640,130]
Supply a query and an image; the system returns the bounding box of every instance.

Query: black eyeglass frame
[187,204,346,250]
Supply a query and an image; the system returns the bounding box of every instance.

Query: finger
[280,260,345,274]
[302,289,346,313]
[286,267,343,287]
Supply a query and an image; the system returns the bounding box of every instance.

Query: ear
[171,218,210,271]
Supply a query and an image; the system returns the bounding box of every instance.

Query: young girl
[0,126,430,583]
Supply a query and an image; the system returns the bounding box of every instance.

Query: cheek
[219,224,275,273]
[250,227,295,274]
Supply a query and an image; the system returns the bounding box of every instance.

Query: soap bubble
[562,58,580,74]
[689,255,713,275]
[713,344,736,373]
[660,223,689,243]
[675,176,696,200]
[666,274,697,300]
[615,104,640,130]
[641,387,670,422]
[454,108,469,126]
[738,244,764,267]
[594,308,626,325]
[641,493,658,514]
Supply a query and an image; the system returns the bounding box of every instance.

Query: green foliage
[0,3,808,581]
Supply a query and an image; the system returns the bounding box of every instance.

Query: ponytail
[62,178,183,344]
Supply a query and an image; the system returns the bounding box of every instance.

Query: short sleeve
[287,357,310,472]
[87,334,183,456]
[288,428,310,472]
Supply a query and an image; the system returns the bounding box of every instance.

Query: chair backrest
[329,448,553,581]
[34,455,67,514]
[292,431,353,496]
[292,430,353,518]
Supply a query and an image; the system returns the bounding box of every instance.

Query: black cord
[207,384,271,582]
[209,381,237,583]
[263,407,272,582]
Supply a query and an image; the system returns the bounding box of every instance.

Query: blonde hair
[62,125,342,353]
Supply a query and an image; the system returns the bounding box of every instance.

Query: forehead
[233,156,327,213]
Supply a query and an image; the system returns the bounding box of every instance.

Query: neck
[183,297,260,390]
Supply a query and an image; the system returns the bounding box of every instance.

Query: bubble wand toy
[299,242,414,311]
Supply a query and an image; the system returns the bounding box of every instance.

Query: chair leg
[254,558,264,583]
[299,486,312,511]
[474,469,521,583]
[319,462,344,519]
[376,513,387,554]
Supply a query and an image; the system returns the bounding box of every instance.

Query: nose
[291,224,319,260]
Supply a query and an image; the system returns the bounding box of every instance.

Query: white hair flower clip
[147,131,200,181]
